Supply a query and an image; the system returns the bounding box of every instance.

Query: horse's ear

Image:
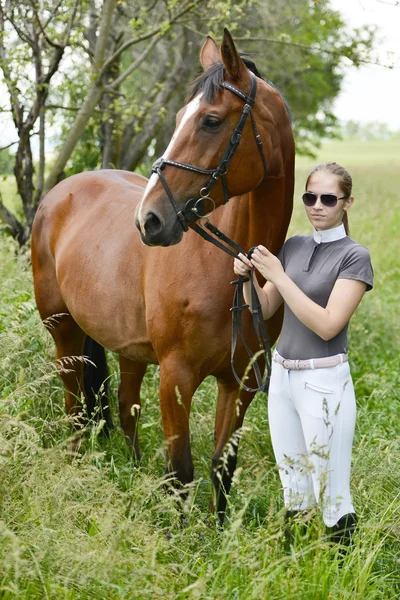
[220,28,249,82]
[200,36,220,71]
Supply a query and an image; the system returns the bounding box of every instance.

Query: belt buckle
[283,359,289,369]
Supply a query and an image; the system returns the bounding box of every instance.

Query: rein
[150,72,271,393]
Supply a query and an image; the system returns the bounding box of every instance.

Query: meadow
[0,139,399,599]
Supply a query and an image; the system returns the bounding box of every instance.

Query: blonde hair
[306,162,352,235]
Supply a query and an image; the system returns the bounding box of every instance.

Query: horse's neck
[212,176,293,255]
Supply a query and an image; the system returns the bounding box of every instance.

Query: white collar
[313,223,346,244]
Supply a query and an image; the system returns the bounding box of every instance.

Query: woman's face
[304,172,353,231]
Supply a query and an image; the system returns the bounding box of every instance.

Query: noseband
[150,72,272,393]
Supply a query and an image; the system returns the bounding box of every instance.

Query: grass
[0,139,399,598]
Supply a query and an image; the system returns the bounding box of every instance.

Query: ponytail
[342,211,350,236]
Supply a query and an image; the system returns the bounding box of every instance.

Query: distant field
[0,140,399,599]
[297,138,400,167]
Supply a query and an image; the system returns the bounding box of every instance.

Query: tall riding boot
[327,512,358,557]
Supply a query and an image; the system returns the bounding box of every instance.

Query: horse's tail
[83,336,114,433]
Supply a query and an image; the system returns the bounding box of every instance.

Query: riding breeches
[268,357,356,527]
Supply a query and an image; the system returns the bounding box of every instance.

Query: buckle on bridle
[152,157,165,172]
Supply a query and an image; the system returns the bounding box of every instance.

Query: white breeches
[268,357,356,527]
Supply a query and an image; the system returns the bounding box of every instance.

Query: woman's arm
[233,254,283,320]
[250,246,367,341]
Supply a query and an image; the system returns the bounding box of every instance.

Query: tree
[0,0,80,242]
[0,0,210,241]
[0,0,377,244]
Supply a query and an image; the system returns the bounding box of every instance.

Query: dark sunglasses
[302,192,349,208]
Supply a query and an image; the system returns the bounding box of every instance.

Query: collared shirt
[276,227,374,360]
[313,223,346,244]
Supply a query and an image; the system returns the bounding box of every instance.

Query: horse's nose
[143,211,163,237]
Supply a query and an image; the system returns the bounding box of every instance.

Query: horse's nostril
[144,211,163,236]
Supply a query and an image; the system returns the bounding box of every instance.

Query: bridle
[151,72,267,230]
[150,72,272,393]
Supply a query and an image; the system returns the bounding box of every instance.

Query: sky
[1,0,400,150]
[330,0,400,128]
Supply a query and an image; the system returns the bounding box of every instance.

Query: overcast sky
[330,0,400,128]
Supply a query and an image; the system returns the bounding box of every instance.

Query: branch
[61,0,80,47]
[121,33,189,171]
[8,9,35,47]
[0,140,18,151]
[93,0,118,72]
[231,37,381,68]
[109,33,160,89]
[43,0,64,29]
[183,24,380,68]
[28,0,63,49]
[101,0,204,75]
[21,0,80,135]
[0,4,22,130]
[45,104,80,112]
[44,0,118,195]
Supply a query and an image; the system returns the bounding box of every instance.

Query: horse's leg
[33,236,89,439]
[211,376,256,521]
[83,336,113,433]
[118,356,147,460]
[50,315,89,448]
[159,355,199,486]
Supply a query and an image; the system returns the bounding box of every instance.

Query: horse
[31,28,294,520]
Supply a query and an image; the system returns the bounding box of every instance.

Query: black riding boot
[327,513,358,557]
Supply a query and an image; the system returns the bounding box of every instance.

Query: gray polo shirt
[276,225,373,360]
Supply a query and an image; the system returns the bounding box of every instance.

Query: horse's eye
[203,116,222,131]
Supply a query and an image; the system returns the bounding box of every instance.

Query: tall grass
[0,141,399,598]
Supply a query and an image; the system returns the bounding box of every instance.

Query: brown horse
[31,29,294,519]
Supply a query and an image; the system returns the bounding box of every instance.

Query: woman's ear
[343,196,354,211]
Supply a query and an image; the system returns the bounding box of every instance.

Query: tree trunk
[101,62,121,169]
[44,0,117,194]
[0,192,29,244]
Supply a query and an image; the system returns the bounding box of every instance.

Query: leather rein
[151,73,272,393]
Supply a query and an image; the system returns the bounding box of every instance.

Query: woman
[234,162,373,545]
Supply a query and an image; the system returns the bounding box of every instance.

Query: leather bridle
[150,72,272,393]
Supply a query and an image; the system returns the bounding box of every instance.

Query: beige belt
[274,351,348,370]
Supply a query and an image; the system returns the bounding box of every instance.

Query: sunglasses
[302,192,349,208]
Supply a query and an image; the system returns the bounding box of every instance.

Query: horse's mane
[187,56,292,124]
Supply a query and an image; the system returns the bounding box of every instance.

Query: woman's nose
[314,198,324,209]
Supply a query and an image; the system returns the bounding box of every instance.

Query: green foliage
[232,0,375,156]
[0,141,399,597]
[0,147,15,175]
[64,119,102,177]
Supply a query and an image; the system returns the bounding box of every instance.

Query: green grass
[0,140,399,598]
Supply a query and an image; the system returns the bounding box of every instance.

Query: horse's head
[135,28,291,246]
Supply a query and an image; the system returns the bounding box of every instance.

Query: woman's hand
[250,245,284,284]
[233,253,253,277]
